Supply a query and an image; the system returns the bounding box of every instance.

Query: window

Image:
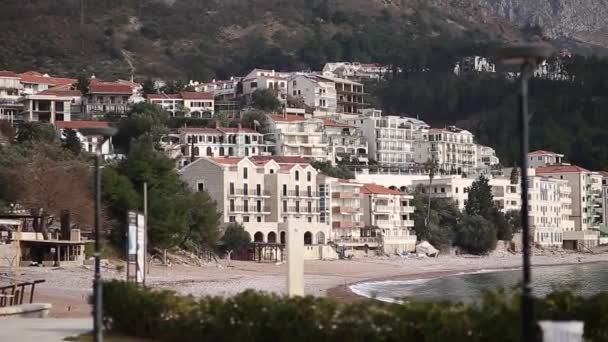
[257,216,262,222]
[455,187,459,193]
[229,216,236,222]
[295,185,300,196]
[307,185,312,197]
[283,201,287,212]
[307,172,311,182]
[229,183,235,195]
[307,217,312,223]
[244,200,249,212]
[256,184,261,196]
[441,187,445,193]
[283,184,287,196]
[197,182,204,192]
[295,171,300,181]
[307,201,312,213]
[230,200,235,212]
[295,201,300,213]
[243,216,250,222]
[250,82,258,88]
[257,200,262,212]
[243,167,248,179]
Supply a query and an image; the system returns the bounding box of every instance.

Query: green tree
[220,223,251,260]
[505,210,522,234]
[180,191,222,249]
[310,160,354,179]
[412,191,461,251]
[62,128,82,155]
[465,175,494,219]
[76,73,90,95]
[455,214,497,255]
[510,167,519,185]
[101,166,140,245]
[161,80,185,94]
[251,89,281,112]
[142,79,156,95]
[15,122,57,145]
[0,120,15,144]
[493,208,513,241]
[113,102,169,153]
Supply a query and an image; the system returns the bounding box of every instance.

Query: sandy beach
[2,251,606,317]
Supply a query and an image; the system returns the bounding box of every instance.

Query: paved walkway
[0,318,91,342]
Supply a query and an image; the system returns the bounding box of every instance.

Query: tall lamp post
[495,43,555,342]
[80,126,118,342]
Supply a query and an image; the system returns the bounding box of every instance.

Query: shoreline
[326,259,608,302]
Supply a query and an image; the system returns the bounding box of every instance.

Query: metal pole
[143,182,148,281]
[519,63,534,342]
[94,152,103,342]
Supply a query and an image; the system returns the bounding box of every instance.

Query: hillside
[0,0,524,80]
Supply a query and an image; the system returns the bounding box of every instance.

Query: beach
[2,252,606,318]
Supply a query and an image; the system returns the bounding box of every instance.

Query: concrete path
[0,318,92,342]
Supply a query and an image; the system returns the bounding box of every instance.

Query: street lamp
[80,126,118,342]
[495,42,555,342]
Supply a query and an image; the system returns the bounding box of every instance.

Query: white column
[28,100,33,121]
[50,100,56,124]
[286,223,304,297]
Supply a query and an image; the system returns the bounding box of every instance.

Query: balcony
[375,219,392,228]
[399,206,414,213]
[228,206,271,214]
[374,205,392,212]
[332,192,361,199]
[332,236,379,247]
[282,190,319,198]
[86,103,129,114]
[332,221,364,229]
[332,206,361,214]
[285,207,319,214]
[395,220,415,227]
[228,189,271,197]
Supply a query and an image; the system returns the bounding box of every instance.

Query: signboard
[126,211,146,284]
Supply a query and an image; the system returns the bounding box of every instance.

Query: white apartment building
[528,150,564,168]
[323,119,368,164]
[190,77,241,100]
[318,74,366,113]
[22,89,81,124]
[287,74,337,112]
[55,121,113,155]
[179,157,331,258]
[360,183,417,254]
[316,176,364,244]
[161,124,269,168]
[0,71,23,123]
[86,80,135,115]
[476,144,500,167]
[600,172,608,239]
[267,114,330,161]
[416,126,477,175]
[242,69,289,104]
[535,164,601,249]
[454,56,495,75]
[348,109,429,169]
[147,92,215,117]
[322,62,393,80]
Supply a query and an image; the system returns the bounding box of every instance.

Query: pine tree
[510,167,519,185]
[465,175,494,219]
[63,129,82,155]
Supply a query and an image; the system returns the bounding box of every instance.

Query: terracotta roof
[360,183,402,195]
[529,150,562,156]
[19,73,75,86]
[179,91,214,100]
[268,114,306,122]
[55,121,111,129]
[38,88,82,97]
[536,164,590,174]
[323,119,353,128]
[250,156,309,164]
[89,82,133,94]
[208,157,244,165]
[117,79,142,88]
[147,93,182,100]
[0,71,19,78]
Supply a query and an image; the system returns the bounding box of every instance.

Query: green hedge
[103,281,608,342]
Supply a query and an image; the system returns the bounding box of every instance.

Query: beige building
[318,74,366,113]
[22,89,81,124]
[147,92,214,117]
[528,150,565,168]
[360,183,416,254]
[242,69,289,104]
[416,126,477,175]
[317,176,364,243]
[179,156,331,258]
[267,114,330,161]
[323,119,368,164]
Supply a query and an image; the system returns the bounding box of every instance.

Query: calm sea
[350,262,608,303]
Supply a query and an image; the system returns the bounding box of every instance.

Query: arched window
[193,147,200,156]
[295,171,300,181]
[280,231,286,244]
[206,147,213,156]
[316,231,325,245]
[304,231,312,245]
[254,232,264,242]
[267,232,277,243]
[245,147,249,156]
[228,147,234,156]
[219,147,225,156]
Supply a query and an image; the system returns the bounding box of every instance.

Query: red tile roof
[323,119,353,128]
[360,183,402,195]
[19,72,75,86]
[55,121,111,130]
[37,88,82,97]
[250,156,310,164]
[147,93,182,100]
[529,150,562,156]
[179,91,214,100]
[0,71,19,78]
[89,82,133,94]
[208,157,244,165]
[268,114,306,122]
[536,164,590,174]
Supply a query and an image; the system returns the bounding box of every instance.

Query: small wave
[350,278,431,303]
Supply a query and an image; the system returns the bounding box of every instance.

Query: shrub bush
[103,280,608,341]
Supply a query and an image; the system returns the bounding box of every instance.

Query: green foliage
[310,160,354,180]
[103,280,608,342]
[220,223,251,253]
[62,128,82,155]
[412,192,461,251]
[250,89,281,112]
[493,209,513,241]
[101,166,141,246]
[465,175,494,219]
[15,122,57,145]
[76,73,90,95]
[142,79,156,95]
[455,214,497,255]
[161,80,185,94]
[240,112,268,133]
[505,210,522,234]
[113,102,169,153]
